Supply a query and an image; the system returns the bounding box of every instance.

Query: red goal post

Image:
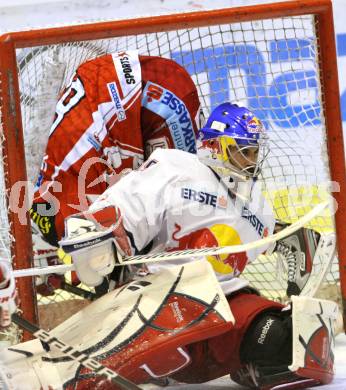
[0,0,345,341]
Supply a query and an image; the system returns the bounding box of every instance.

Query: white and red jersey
[91,148,276,287]
[31,51,201,244]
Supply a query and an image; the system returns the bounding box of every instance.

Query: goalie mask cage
[0,0,345,342]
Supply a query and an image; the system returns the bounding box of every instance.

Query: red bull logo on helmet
[247,116,264,133]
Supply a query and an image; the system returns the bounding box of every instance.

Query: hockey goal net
[0,0,345,343]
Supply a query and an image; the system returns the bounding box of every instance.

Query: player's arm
[30,71,88,246]
[0,261,17,328]
[31,57,116,246]
[59,150,174,286]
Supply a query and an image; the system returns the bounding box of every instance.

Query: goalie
[0,103,336,389]
[61,102,320,296]
[57,102,331,388]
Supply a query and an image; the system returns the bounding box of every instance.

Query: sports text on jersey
[142,81,196,153]
[181,188,227,208]
[241,205,266,237]
[107,82,127,121]
[118,53,136,85]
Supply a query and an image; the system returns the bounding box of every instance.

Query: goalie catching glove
[271,224,320,297]
[59,205,132,287]
[0,261,17,328]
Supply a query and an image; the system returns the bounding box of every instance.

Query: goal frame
[0,0,345,339]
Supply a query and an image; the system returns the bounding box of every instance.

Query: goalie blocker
[59,205,132,286]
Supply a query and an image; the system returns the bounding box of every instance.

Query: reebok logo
[73,237,101,249]
[257,318,274,344]
[169,301,184,323]
[126,280,152,291]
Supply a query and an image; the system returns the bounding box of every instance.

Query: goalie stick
[13,200,330,278]
[10,313,141,390]
[118,201,330,266]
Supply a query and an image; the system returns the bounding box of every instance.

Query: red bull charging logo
[247,116,264,133]
[169,223,248,276]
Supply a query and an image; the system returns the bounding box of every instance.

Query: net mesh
[0,14,340,332]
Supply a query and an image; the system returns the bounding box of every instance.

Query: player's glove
[59,205,132,287]
[32,228,65,296]
[273,224,320,297]
[0,261,17,328]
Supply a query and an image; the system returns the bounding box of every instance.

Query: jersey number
[50,73,86,136]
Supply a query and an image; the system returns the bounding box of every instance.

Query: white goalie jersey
[90,148,276,285]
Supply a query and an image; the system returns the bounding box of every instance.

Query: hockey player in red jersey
[1,103,335,389]
[30,50,201,247]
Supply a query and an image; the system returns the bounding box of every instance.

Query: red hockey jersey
[31,51,201,245]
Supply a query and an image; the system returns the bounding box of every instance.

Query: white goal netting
[0,10,343,341]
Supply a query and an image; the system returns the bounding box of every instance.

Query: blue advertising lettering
[171,37,346,127]
[241,206,265,237]
[142,82,196,153]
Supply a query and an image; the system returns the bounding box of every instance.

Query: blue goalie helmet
[197,102,269,179]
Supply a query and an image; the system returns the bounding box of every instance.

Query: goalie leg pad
[240,311,292,367]
[172,291,285,384]
[0,261,233,389]
[290,295,337,385]
[0,338,62,390]
[232,295,338,390]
